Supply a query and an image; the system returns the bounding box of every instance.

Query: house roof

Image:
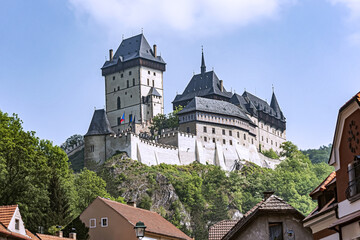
[0,223,31,240]
[0,205,17,228]
[222,195,303,240]
[172,70,232,105]
[329,209,360,228]
[102,34,165,69]
[178,97,253,123]
[36,234,73,240]
[303,198,337,223]
[85,109,115,136]
[208,220,237,240]
[309,171,336,197]
[99,197,192,240]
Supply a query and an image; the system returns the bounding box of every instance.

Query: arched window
[117,97,121,109]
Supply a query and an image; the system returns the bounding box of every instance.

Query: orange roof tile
[309,171,336,196]
[0,205,17,227]
[25,229,39,239]
[36,234,73,240]
[209,220,237,240]
[0,223,31,240]
[99,197,192,240]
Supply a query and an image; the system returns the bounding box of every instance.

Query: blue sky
[0,0,359,149]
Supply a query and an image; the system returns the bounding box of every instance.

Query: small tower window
[148,71,150,74]
[127,80,129,88]
[147,79,150,85]
[244,134,246,140]
[129,71,132,76]
[222,129,225,135]
[229,130,232,136]
[133,78,135,86]
[212,128,215,134]
[15,219,19,230]
[112,76,115,80]
[230,140,233,145]
[237,132,240,138]
[204,137,207,142]
[212,138,215,143]
[152,80,155,87]
[203,126,207,133]
[223,139,226,144]
[129,114,133,123]
[187,127,190,133]
[117,97,121,109]
[117,117,121,125]
[121,73,123,78]
[153,72,156,76]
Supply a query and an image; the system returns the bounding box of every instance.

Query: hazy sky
[1,0,360,149]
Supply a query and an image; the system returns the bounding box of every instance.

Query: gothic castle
[82,34,286,171]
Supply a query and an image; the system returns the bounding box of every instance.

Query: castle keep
[84,34,286,171]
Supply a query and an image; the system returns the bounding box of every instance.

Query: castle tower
[101,34,166,133]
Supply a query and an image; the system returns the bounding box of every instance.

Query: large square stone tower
[101,34,166,133]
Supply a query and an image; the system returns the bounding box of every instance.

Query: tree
[262,148,279,159]
[149,106,183,136]
[61,134,84,152]
[280,141,299,158]
[301,144,332,164]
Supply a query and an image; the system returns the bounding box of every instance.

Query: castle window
[222,129,225,135]
[187,127,190,133]
[121,73,123,78]
[113,76,115,80]
[152,80,155,87]
[261,123,263,128]
[90,145,95,152]
[252,139,254,144]
[117,86,120,91]
[117,117,121,125]
[213,138,215,143]
[262,136,264,141]
[212,128,215,134]
[230,140,233,145]
[267,126,269,131]
[129,71,132,76]
[133,78,135,86]
[267,138,269,143]
[114,88,116,92]
[223,139,226,144]
[229,130,232,136]
[271,140,273,145]
[129,114,133,123]
[237,132,239,138]
[147,79,150,85]
[275,142,277,147]
[204,137,207,142]
[148,71,150,75]
[117,97,121,109]
[130,95,132,98]
[127,80,129,88]
[203,126,207,133]
[154,72,156,76]
[244,134,246,140]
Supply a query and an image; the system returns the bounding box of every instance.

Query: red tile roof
[25,229,39,239]
[99,197,192,240]
[36,233,73,240]
[309,171,336,197]
[0,223,31,240]
[0,205,17,227]
[208,220,237,240]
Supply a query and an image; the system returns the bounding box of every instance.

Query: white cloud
[329,0,360,19]
[67,0,292,36]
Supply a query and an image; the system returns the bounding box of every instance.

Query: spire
[270,90,282,119]
[201,46,206,74]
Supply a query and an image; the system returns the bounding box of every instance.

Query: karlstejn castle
[81,34,287,171]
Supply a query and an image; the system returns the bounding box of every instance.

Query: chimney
[153,44,157,57]
[69,233,76,240]
[127,201,136,208]
[263,191,274,200]
[56,231,63,238]
[219,80,224,92]
[109,49,113,61]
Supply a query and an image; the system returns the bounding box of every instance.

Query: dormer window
[15,219,19,230]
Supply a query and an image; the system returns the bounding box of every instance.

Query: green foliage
[149,106,183,136]
[61,134,84,152]
[262,148,279,159]
[301,144,332,164]
[138,195,152,210]
[63,216,89,240]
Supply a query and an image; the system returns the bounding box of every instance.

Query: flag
[120,113,125,124]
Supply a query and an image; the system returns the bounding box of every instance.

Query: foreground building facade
[83,34,287,170]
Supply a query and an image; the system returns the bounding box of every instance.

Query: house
[0,205,75,240]
[80,197,192,240]
[221,192,312,240]
[208,220,237,240]
[302,171,338,239]
[303,92,360,240]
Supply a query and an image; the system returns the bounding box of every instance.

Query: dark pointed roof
[201,48,206,74]
[270,91,283,119]
[222,195,304,240]
[85,109,115,136]
[242,91,285,121]
[148,87,161,97]
[102,34,165,69]
[172,71,232,105]
[229,94,250,114]
[179,97,253,123]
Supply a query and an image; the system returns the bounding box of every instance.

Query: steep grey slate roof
[179,97,252,123]
[148,87,161,97]
[242,91,285,121]
[222,195,304,240]
[102,34,165,69]
[229,94,250,114]
[85,109,115,136]
[270,92,284,119]
[172,71,232,104]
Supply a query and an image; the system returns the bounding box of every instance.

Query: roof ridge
[99,197,161,216]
